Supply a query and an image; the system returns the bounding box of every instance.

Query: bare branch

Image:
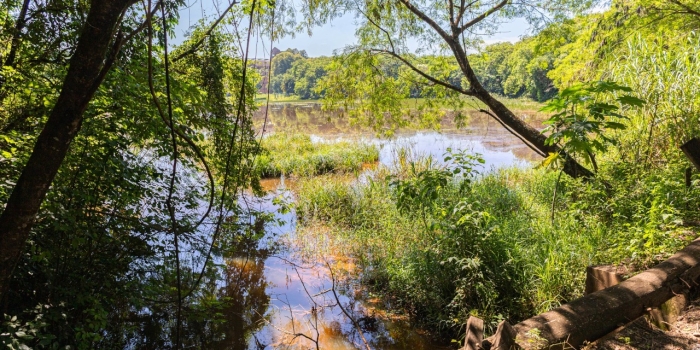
[326,261,371,350]
[454,0,509,37]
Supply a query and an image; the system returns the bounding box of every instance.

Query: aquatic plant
[255,133,379,177]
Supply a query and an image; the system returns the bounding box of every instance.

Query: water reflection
[212,243,270,349]
[207,103,543,349]
[253,103,542,164]
[232,184,451,350]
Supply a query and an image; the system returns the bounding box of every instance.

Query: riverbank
[290,153,699,340]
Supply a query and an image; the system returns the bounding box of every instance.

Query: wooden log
[584,265,626,295]
[512,238,700,349]
[463,316,484,350]
[483,321,517,350]
[681,138,700,171]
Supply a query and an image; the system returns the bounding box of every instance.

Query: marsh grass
[255,133,379,178]
[293,153,700,337]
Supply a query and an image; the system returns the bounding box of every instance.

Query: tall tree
[317,0,596,178]
[0,0,146,301]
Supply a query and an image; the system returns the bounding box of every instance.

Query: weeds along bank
[255,133,379,177]
[292,152,700,338]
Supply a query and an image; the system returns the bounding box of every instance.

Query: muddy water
[224,103,542,349]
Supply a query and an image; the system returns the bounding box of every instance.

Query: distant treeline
[256,32,566,101]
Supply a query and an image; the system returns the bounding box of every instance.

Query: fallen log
[681,138,700,171]
[584,265,628,295]
[512,237,700,349]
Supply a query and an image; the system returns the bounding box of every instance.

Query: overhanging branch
[454,0,509,37]
[171,0,240,62]
[371,48,475,96]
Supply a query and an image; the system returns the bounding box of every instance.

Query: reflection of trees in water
[97,227,272,349]
[254,103,546,138]
[210,230,271,350]
[254,104,354,135]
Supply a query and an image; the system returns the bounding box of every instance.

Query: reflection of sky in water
[229,105,542,349]
[239,184,451,349]
[313,131,533,173]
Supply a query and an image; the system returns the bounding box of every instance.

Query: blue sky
[174,1,532,57]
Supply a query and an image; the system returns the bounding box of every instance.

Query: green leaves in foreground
[541,80,645,172]
[389,148,484,231]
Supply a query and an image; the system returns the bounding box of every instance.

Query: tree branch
[668,0,700,18]
[171,0,240,62]
[371,49,474,96]
[326,262,371,350]
[396,0,453,43]
[454,0,509,37]
[359,7,395,51]
[455,0,479,26]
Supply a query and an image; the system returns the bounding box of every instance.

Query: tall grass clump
[255,133,379,177]
[604,34,700,164]
[293,147,700,339]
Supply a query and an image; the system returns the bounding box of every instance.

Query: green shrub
[294,151,700,337]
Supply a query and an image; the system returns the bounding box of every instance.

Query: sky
[174,1,532,58]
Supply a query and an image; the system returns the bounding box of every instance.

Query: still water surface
[226,103,540,349]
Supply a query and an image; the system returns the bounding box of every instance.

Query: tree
[314,0,595,178]
[470,42,514,96]
[0,0,267,344]
[644,0,700,29]
[0,0,253,305]
[270,49,302,75]
[0,0,142,302]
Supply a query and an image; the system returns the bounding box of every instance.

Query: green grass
[255,133,379,178]
[293,152,700,337]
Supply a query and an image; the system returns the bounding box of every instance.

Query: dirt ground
[586,297,700,350]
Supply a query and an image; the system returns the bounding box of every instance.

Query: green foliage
[470,39,558,102]
[294,151,699,337]
[541,81,644,171]
[604,34,700,163]
[389,149,484,231]
[255,133,379,177]
[318,51,414,134]
[0,8,265,348]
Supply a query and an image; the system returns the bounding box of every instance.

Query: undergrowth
[293,150,700,338]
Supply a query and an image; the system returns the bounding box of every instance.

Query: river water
[223,103,541,349]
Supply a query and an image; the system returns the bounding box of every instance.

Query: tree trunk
[447,36,593,179]
[474,88,594,178]
[4,0,31,68]
[0,0,133,302]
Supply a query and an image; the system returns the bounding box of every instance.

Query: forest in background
[259,5,699,105]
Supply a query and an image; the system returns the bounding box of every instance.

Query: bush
[293,151,700,337]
